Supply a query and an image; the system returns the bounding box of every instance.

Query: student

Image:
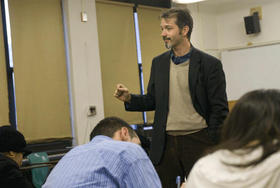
[183,89,280,188]
[114,8,228,187]
[0,125,33,188]
[43,117,161,188]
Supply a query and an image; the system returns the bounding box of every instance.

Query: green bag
[27,152,49,188]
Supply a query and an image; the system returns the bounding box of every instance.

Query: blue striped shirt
[43,135,161,188]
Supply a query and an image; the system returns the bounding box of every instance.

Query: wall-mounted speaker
[244,12,261,35]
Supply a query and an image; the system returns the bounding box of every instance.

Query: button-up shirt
[43,135,161,188]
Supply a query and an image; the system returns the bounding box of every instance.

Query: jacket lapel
[159,51,171,107]
[189,48,201,99]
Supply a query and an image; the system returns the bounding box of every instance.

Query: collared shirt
[43,135,161,188]
[170,48,193,65]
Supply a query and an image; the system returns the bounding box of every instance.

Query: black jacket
[0,154,33,188]
[125,48,229,165]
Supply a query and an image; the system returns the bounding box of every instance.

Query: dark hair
[212,89,280,167]
[160,8,193,39]
[90,117,137,140]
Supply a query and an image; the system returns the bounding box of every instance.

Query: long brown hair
[212,89,280,167]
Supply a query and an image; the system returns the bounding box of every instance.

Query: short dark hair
[213,89,280,167]
[160,8,193,39]
[90,117,137,140]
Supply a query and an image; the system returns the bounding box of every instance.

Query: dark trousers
[155,129,214,188]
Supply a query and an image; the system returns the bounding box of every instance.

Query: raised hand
[114,84,131,103]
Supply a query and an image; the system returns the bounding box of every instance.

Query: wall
[215,0,280,50]
[200,0,280,100]
[197,0,280,51]
[221,43,280,100]
[173,2,220,57]
[174,0,280,56]
[62,0,104,145]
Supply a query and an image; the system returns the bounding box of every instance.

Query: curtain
[8,0,71,142]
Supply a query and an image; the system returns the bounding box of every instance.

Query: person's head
[218,89,280,166]
[160,8,193,49]
[0,125,31,166]
[90,117,140,145]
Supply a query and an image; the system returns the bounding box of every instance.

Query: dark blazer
[125,47,229,165]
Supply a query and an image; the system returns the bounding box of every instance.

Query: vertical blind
[137,6,167,123]
[96,1,166,124]
[8,0,71,142]
[0,2,9,125]
[96,1,141,124]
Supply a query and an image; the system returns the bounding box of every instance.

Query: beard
[163,29,185,49]
[163,36,172,49]
[164,42,171,49]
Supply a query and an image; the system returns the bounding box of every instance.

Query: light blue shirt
[43,135,161,188]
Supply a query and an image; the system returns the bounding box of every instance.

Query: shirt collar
[171,47,193,65]
[90,135,112,143]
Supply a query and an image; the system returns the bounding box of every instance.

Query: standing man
[114,8,228,187]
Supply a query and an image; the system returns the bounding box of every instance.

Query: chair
[27,152,50,188]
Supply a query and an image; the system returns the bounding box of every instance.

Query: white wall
[198,0,280,100]
[221,43,280,100]
[174,0,280,56]
[62,0,104,145]
[194,0,280,51]
[215,0,280,49]
[173,2,220,58]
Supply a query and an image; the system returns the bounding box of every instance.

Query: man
[43,117,161,188]
[114,8,228,187]
[0,125,33,188]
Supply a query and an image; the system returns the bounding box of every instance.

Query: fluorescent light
[173,0,205,4]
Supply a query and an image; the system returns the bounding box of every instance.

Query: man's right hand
[114,84,131,103]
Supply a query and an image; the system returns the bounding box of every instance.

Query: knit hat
[0,125,31,157]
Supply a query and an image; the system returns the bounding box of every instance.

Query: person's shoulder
[112,140,144,154]
[153,50,171,61]
[0,158,29,186]
[191,150,223,175]
[96,138,144,154]
[192,48,221,65]
[0,154,19,173]
[108,141,147,161]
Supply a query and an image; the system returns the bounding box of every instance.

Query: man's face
[160,18,187,49]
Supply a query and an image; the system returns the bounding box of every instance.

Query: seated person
[0,125,33,188]
[182,89,280,188]
[43,117,162,188]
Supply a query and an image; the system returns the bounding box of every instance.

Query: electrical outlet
[88,106,96,117]
[81,11,88,22]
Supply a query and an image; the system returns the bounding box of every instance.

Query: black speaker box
[244,12,261,34]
